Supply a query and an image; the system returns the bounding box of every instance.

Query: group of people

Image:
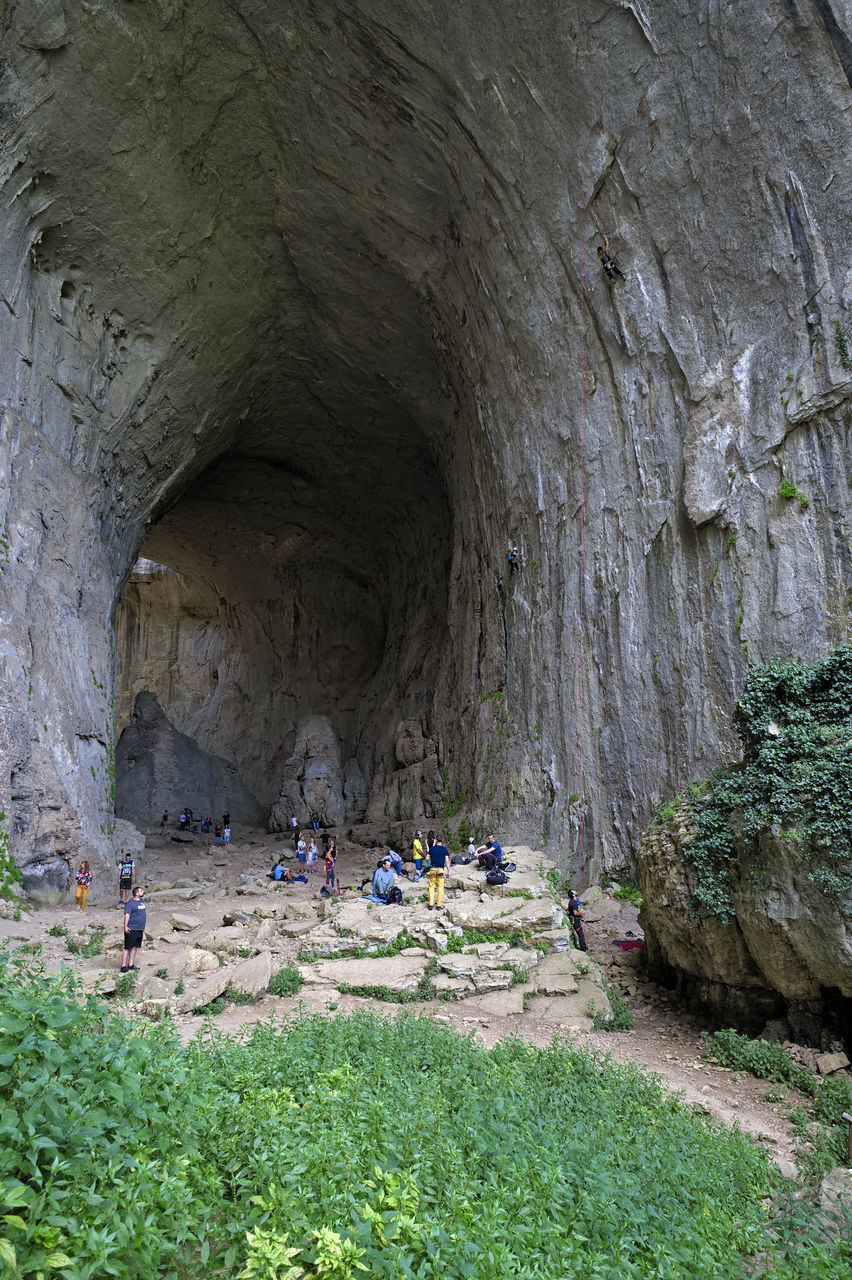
[270,833,338,886]
[161,808,232,844]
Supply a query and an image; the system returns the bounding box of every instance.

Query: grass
[269,965,304,997]
[65,925,106,958]
[703,1028,852,1179]
[0,957,849,1279]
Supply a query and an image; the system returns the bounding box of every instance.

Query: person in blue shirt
[121,886,146,973]
[427,835,451,910]
[270,858,291,882]
[475,835,504,871]
[372,857,397,901]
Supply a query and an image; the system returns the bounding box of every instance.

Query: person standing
[160,810,169,829]
[567,889,588,952]
[222,810,231,829]
[223,823,231,845]
[296,835,307,872]
[321,830,331,857]
[324,838,337,887]
[117,855,135,906]
[412,830,426,881]
[307,837,318,873]
[214,823,222,845]
[120,886,146,973]
[427,834,450,911]
[75,861,93,911]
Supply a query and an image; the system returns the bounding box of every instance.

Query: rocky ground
[3,827,846,1180]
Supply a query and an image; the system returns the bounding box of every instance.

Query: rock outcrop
[115,692,264,828]
[639,816,852,1048]
[2,2,852,889]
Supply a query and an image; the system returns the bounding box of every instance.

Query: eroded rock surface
[639,816,852,1046]
[2,2,852,888]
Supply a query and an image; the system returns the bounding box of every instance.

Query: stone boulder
[444,892,561,934]
[304,954,429,992]
[639,818,852,1043]
[115,692,264,826]
[229,951,273,998]
[269,715,346,830]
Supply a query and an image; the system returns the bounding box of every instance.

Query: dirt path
[0,830,802,1176]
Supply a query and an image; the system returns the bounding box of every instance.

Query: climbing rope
[578,190,587,895]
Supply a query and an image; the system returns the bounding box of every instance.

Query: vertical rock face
[115,692,264,828]
[2,3,852,885]
[639,814,852,1047]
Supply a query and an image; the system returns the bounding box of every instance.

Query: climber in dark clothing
[598,245,625,282]
[567,889,588,951]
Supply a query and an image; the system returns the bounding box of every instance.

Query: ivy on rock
[661,646,852,920]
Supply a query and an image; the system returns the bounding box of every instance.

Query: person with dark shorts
[121,886,146,972]
[117,856,135,906]
[324,839,337,886]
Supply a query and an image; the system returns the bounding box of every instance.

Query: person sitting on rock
[372,857,403,904]
[270,857,291,883]
[475,835,505,871]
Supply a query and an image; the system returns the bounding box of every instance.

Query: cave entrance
[113,421,451,832]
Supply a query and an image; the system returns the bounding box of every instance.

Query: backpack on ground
[384,885,404,905]
[485,869,509,886]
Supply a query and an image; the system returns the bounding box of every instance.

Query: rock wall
[115,693,265,829]
[2,2,852,890]
[638,810,852,1047]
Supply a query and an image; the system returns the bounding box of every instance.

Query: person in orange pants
[427,834,451,910]
[75,861,93,910]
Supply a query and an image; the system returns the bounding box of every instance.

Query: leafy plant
[834,318,852,370]
[592,985,634,1031]
[113,969,136,999]
[779,478,810,510]
[48,922,68,938]
[0,812,23,902]
[657,647,852,918]
[269,965,304,997]
[65,924,106,958]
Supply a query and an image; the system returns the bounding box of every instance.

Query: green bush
[0,812,23,902]
[268,965,304,997]
[0,959,849,1279]
[65,925,106,958]
[592,986,635,1031]
[658,647,852,918]
[704,1028,852,1180]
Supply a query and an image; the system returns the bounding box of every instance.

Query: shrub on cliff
[671,646,852,920]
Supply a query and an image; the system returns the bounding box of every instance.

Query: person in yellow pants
[75,861,93,910]
[427,835,451,910]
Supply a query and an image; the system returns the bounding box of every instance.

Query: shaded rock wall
[115,692,264,828]
[2,1,852,891]
[638,811,852,1048]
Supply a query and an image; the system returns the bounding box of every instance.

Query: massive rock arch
[2,1,852,894]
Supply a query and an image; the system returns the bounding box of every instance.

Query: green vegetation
[1,957,847,1279]
[612,884,643,907]
[268,965,305,997]
[779,478,810,510]
[834,318,852,370]
[0,812,23,903]
[656,647,852,919]
[113,970,137,1000]
[65,926,106,959]
[592,985,635,1031]
[704,1028,852,1179]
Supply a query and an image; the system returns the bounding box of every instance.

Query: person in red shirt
[324,838,337,886]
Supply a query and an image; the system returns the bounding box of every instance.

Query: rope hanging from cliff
[578,191,587,894]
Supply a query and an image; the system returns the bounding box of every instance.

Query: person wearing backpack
[117,856,135,906]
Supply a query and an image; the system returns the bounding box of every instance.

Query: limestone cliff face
[2,2,852,890]
[639,809,852,1046]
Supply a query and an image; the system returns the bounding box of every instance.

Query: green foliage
[268,965,304,997]
[779,478,810,510]
[114,970,137,999]
[0,961,850,1278]
[196,996,228,1016]
[659,647,852,918]
[174,977,185,996]
[834,318,852,370]
[0,812,23,903]
[156,967,169,980]
[704,1028,852,1180]
[612,884,643,907]
[48,922,68,938]
[65,925,106,958]
[592,986,635,1031]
